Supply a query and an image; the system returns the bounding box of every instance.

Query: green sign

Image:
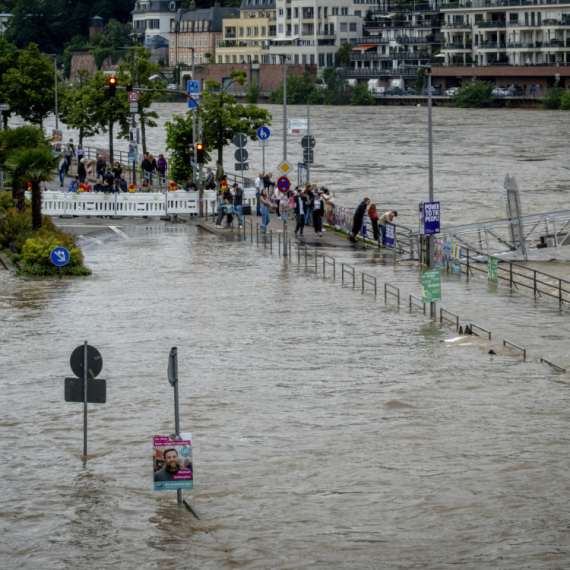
[487,257,498,284]
[422,269,442,303]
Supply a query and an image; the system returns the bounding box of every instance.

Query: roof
[240,0,276,9]
[174,7,240,32]
[132,1,181,15]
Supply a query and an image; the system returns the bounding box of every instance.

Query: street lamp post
[280,54,288,257]
[189,47,197,184]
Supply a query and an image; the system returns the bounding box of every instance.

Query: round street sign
[50,247,70,267]
[257,126,270,140]
[128,91,140,103]
[277,176,290,193]
[70,345,103,379]
[233,133,247,147]
[301,135,316,149]
[234,148,249,162]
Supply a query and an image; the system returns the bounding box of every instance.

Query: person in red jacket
[369,203,380,241]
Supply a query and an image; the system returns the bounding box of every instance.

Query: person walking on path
[57,155,67,187]
[77,158,87,184]
[205,167,215,190]
[312,190,325,237]
[215,161,224,190]
[75,143,85,163]
[294,189,306,236]
[63,143,74,175]
[378,210,398,245]
[254,172,263,216]
[157,154,168,187]
[259,188,271,233]
[141,154,153,184]
[96,155,106,180]
[368,204,380,241]
[350,198,370,243]
[232,182,244,228]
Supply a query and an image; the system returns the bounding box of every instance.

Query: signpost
[420,201,440,235]
[50,246,69,279]
[421,270,442,303]
[128,91,140,103]
[277,160,293,177]
[257,127,270,174]
[65,342,105,456]
[277,176,290,193]
[288,118,308,133]
[233,133,248,173]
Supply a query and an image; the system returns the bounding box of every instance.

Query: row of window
[230,26,269,37]
[171,35,209,47]
[179,19,210,32]
[134,19,160,29]
[171,53,208,64]
[243,11,272,18]
[278,6,350,18]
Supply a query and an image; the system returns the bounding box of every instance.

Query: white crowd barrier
[26,191,201,217]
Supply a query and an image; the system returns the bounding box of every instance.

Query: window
[218,55,222,63]
[171,54,175,64]
[279,24,284,32]
[199,54,202,63]
[247,26,252,36]
[279,8,284,16]
[198,36,202,46]
[259,11,263,17]
[327,53,333,66]
[319,53,325,66]
[324,7,328,17]
[287,8,291,18]
[349,22,357,31]
[261,26,266,35]
[216,35,221,46]
[239,27,244,36]
[509,13,519,22]
[232,55,237,63]
[294,54,299,63]
[318,7,321,17]
[302,53,307,63]
[194,37,198,46]
[340,22,347,31]
[183,37,186,46]
[204,35,207,46]
[354,10,361,16]
[330,23,334,34]
[310,53,315,64]
[225,55,230,63]
[332,7,339,15]
[179,37,183,46]
[294,24,299,34]
[341,7,348,15]
[475,13,483,23]
[294,7,299,17]
[254,26,259,36]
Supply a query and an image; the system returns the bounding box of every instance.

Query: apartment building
[132,0,181,41]
[169,2,239,67]
[216,0,277,65]
[268,0,367,69]
[441,0,570,66]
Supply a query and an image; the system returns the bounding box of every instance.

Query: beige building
[169,2,239,67]
[216,0,277,65]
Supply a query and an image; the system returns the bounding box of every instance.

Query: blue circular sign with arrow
[50,247,70,267]
[257,126,270,140]
[277,176,290,193]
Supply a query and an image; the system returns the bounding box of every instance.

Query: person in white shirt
[378,210,398,245]
[254,172,263,217]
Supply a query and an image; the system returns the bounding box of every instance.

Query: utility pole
[306,105,310,183]
[426,65,436,319]
[190,48,197,184]
[282,54,288,257]
[131,49,137,186]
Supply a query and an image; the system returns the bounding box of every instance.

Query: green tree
[59,82,102,146]
[268,71,323,105]
[320,67,350,105]
[0,125,46,211]
[0,38,20,127]
[200,70,271,165]
[115,47,165,155]
[415,67,424,92]
[2,43,59,126]
[335,43,353,67]
[164,113,196,183]
[540,80,564,110]
[349,83,374,105]
[245,81,261,104]
[560,90,570,110]
[6,147,57,230]
[448,81,494,108]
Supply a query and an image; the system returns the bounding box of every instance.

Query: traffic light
[108,77,117,97]
[196,142,205,164]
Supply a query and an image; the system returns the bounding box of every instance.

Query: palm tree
[0,126,47,211]
[6,147,57,231]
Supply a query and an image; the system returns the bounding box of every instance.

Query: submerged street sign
[422,269,442,303]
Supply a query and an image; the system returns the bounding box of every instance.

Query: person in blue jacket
[68,177,79,193]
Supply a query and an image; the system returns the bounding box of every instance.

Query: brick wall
[193,63,317,93]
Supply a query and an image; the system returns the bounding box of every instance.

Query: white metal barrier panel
[26,191,200,217]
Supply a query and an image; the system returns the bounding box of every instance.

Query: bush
[0,190,14,214]
[560,90,570,110]
[245,81,261,104]
[540,81,564,110]
[349,83,374,105]
[448,81,494,108]
[0,207,33,251]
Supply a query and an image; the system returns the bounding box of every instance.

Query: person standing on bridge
[157,154,168,188]
[77,159,87,184]
[350,198,370,243]
[312,191,325,237]
[254,172,263,216]
[96,155,106,180]
[294,189,305,236]
[259,188,271,233]
[232,182,244,229]
[378,210,398,245]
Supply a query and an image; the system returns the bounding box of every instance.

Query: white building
[441,0,570,66]
[269,0,370,68]
[0,13,12,37]
[132,0,182,42]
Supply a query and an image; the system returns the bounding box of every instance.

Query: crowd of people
[350,197,398,246]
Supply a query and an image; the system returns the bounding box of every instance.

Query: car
[492,87,509,97]
[167,83,178,90]
[423,87,442,95]
[385,86,403,96]
[506,85,524,96]
[444,87,460,96]
[404,87,418,95]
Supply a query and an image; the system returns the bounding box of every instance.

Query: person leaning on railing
[139,179,151,192]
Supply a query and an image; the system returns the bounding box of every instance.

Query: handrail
[470,322,492,340]
[361,271,377,295]
[503,339,526,360]
[322,254,336,280]
[440,308,459,331]
[540,357,566,373]
[384,283,400,305]
[409,293,426,314]
[342,263,356,287]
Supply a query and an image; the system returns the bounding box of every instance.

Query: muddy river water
[2,105,570,568]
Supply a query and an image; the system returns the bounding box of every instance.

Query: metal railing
[384,283,401,305]
[342,263,356,287]
[409,294,426,314]
[361,272,378,295]
[470,322,492,340]
[440,307,460,330]
[540,357,566,372]
[503,339,527,359]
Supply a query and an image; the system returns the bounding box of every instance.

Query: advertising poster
[422,201,440,235]
[324,202,335,226]
[338,207,354,233]
[153,434,193,491]
[385,222,396,249]
[451,244,462,274]
[488,257,498,283]
[435,239,445,268]
[443,242,453,272]
[422,269,442,303]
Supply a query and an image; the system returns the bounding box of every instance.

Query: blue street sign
[187,80,200,93]
[385,222,396,249]
[277,176,290,193]
[422,201,440,235]
[188,96,199,109]
[50,247,70,267]
[257,126,270,140]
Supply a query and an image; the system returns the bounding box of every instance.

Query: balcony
[392,51,431,59]
[442,42,469,49]
[477,20,507,28]
[350,37,390,45]
[479,41,507,48]
[338,66,420,77]
[442,22,471,29]
[397,36,440,44]
[349,52,381,60]
[365,21,442,30]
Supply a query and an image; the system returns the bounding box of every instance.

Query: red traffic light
[196,142,205,164]
[109,77,117,85]
[196,143,204,151]
[108,77,117,97]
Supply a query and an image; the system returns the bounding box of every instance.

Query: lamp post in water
[420,64,436,318]
[275,53,288,256]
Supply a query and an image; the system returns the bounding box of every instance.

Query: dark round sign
[233,133,247,148]
[70,345,103,379]
[234,148,249,162]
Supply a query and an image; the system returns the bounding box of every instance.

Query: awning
[354,44,378,50]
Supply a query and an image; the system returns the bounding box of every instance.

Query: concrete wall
[193,63,317,92]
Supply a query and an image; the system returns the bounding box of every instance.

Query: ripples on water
[1,226,570,568]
